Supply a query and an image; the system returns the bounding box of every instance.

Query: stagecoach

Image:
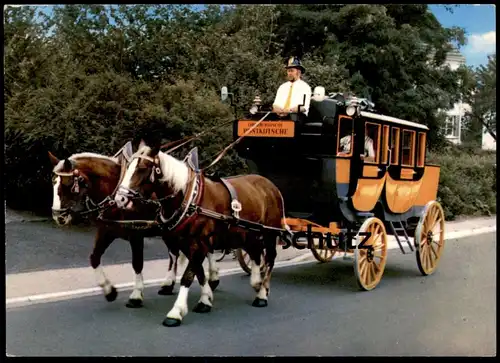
[226,88,445,290]
[54,84,446,327]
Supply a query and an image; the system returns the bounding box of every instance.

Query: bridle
[115,152,201,230]
[118,153,193,203]
[51,157,129,218]
[115,154,169,203]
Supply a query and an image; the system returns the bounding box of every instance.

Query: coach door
[351,120,388,212]
[385,126,425,213]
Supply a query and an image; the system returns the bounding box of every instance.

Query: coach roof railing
[360,111,430,130]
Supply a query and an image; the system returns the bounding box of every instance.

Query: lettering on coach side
[280,224,372,250]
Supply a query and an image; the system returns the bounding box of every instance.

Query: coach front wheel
[353,217,388,291]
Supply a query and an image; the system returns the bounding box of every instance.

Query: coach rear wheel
[311,246,336,263]
[236,248,265,275]
[354,217,388,291]
[415,201,445,276]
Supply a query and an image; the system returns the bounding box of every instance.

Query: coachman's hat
[285,56,306,74]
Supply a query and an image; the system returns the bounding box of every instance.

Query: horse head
[114,140,190,210]
[48,151,121,225]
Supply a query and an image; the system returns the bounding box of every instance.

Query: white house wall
[442,49,469,145]
[482,126,496,150]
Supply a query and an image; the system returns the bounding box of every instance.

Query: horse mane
[133,146,189,193]
[53,152,120,178]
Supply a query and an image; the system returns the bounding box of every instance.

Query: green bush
[428,147,496,220]
[4,4,488,220]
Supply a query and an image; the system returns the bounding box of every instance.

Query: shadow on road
[271,255,427,292]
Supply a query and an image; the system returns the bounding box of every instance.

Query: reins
[201,112,270,171]
[96,112,271,229]
[160,119,235,154]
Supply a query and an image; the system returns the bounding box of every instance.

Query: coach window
[364,122,380,163]
[337,116,354,157]
[390,127,400,165]
[417,132,426,167]
[402,129,416,167]
[381,125,390,164]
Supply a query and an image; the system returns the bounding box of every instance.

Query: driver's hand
[277,108,289,117]
[289,106,298,113]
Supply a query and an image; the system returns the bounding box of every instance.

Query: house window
[337,116,354,156]
[444,115,460,137]
[402,130,416,167]
[390,127,400,165]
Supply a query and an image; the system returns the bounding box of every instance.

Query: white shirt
[273,79,312,116]
[340,135,375,158]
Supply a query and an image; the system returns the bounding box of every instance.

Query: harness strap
[169,172,205,233]
[156,170,202,232]
[219,177,242,219]
[87,157,127,214]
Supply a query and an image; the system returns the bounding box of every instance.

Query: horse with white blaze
[114,140,290,327]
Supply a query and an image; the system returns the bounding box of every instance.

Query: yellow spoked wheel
[311,245,336,263]
[236,248,266,276]
[354,217,388,291]
[415,201,445,276]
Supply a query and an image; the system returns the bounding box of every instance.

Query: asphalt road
[6,220,172,274]
[6,233,496,356]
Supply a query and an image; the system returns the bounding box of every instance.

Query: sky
[429,4,496,69]
[5,4,496,69]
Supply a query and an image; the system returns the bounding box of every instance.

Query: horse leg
[206,252,220,291]
[192,255,213,314]
[252,235,278,308]
[247,237,264,293]
[158,242,180,296]
[125,235,145,308]
[90,227,118,302]
[162,249,205,327]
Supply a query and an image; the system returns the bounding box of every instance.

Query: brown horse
[114,140,289,327]
[48,148,222,308]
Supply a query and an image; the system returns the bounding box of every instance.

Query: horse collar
[159,170,204,232]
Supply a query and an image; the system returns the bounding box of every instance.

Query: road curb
[6,260,316,308]
[7,226,496,308]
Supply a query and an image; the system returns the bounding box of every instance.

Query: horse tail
[277,188,291,233]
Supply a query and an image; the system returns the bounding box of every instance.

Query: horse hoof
[192,302,212,313]
[105,286,118,302]
[252,298,268,308]
[162,317,182,327]
[126,299,143,308]
[158,285,175,295]
[208,280,220,291]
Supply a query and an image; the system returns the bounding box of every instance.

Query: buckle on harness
[231,199,242,219]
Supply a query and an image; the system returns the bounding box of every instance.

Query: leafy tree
[463,54,496,141]
[3,4,487,215]
[271,4,467,147]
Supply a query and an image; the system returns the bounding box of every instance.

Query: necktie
[283,82,294,110]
